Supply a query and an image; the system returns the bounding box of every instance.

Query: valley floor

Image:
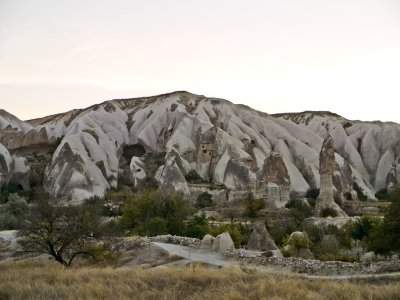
[1,259,400,300]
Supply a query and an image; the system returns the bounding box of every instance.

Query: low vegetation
[1,260,400,300]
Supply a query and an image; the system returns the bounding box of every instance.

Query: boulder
[211,231,234,254]
[200,234,215,250]
[247,223,278,251]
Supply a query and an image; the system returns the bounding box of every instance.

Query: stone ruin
[315,135,347,217]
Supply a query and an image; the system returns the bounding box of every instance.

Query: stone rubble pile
[225,250,400,275]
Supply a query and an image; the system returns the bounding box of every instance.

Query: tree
[20,199,113,267]
[186,213,210,239]
[196,192,213,208]
[0,194,29,229]
[284,232,310,256]
[243,192,264,218]
[120,189,191,236]
[374,187,400,254]
[286,200,313,230]
[185,170,202,183]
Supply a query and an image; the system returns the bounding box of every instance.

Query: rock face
[315,136,347,217]
[0,92,399,203]
[211,232,235,254]
[200,234,215,250]
[247,223,278,251]
[259,153,290,207]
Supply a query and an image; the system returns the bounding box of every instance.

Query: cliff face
[1,91,399,203]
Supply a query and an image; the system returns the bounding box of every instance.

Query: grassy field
[1,260,400,300]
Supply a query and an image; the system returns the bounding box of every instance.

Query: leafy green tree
[186,213,210,239]
[320,207,337,218]
[0,183,23,204]
[372,187,400,254]
[139,217,168,236]
[120,190,191,236]
[185,170,202,183]
[196,192,213,208]
[284,232,311,256]
[20,199,114,267]
[243,192,264,218]
[286,200,313,230]
[0,194,29,229]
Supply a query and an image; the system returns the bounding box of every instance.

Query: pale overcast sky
[0,0,399,122]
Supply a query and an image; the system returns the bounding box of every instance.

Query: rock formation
[247,223,278,251]
[0,91,399,203]
[259,152,290,207]
[315,136,347,217]
[211,232,235,254]
[200,234,215,250]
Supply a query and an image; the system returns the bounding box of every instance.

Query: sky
[0,0,399,122]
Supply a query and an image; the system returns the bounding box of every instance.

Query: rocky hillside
[0,91,399,203]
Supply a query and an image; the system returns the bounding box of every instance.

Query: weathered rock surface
[247,223,278,251]
[0,92,399,202]
[200,234,215,250]
[315,136,348,217]
[212,231,235,254]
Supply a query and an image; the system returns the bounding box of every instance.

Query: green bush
[120,189,191,236]
[320,207,337,218]
[283,232,311,256]
[185,170,202,183]
[186,213,210,239]
[0,183,23,204]
[139,217,168,236]
[0,194,29,230]
[242,192,264,218]
[305,188,320,200]
[266,219,295,248]
[196,192,213,208]
[375,188,388,201]
[286,200,313,230]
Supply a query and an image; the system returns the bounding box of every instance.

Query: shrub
[0,183,23,204]
[320,207,337,218]
[185,170,202,183]
[139,217,168,236]
[305,188,320,199]
[20,199,114,267]
[196,192,213,208]
[186,213,210,239]
[286,200,313,230]
[266,221,294,248]
[375,188,388,200]
[0,194,29,230]
[284,232,311,256]
[242,192,264,218]
[120,189,191,236]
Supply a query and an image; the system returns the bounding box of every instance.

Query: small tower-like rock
[315,135,347,217]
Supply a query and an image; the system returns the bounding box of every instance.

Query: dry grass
[1,260,400,300]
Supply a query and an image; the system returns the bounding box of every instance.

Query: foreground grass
[1,260,400,300]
